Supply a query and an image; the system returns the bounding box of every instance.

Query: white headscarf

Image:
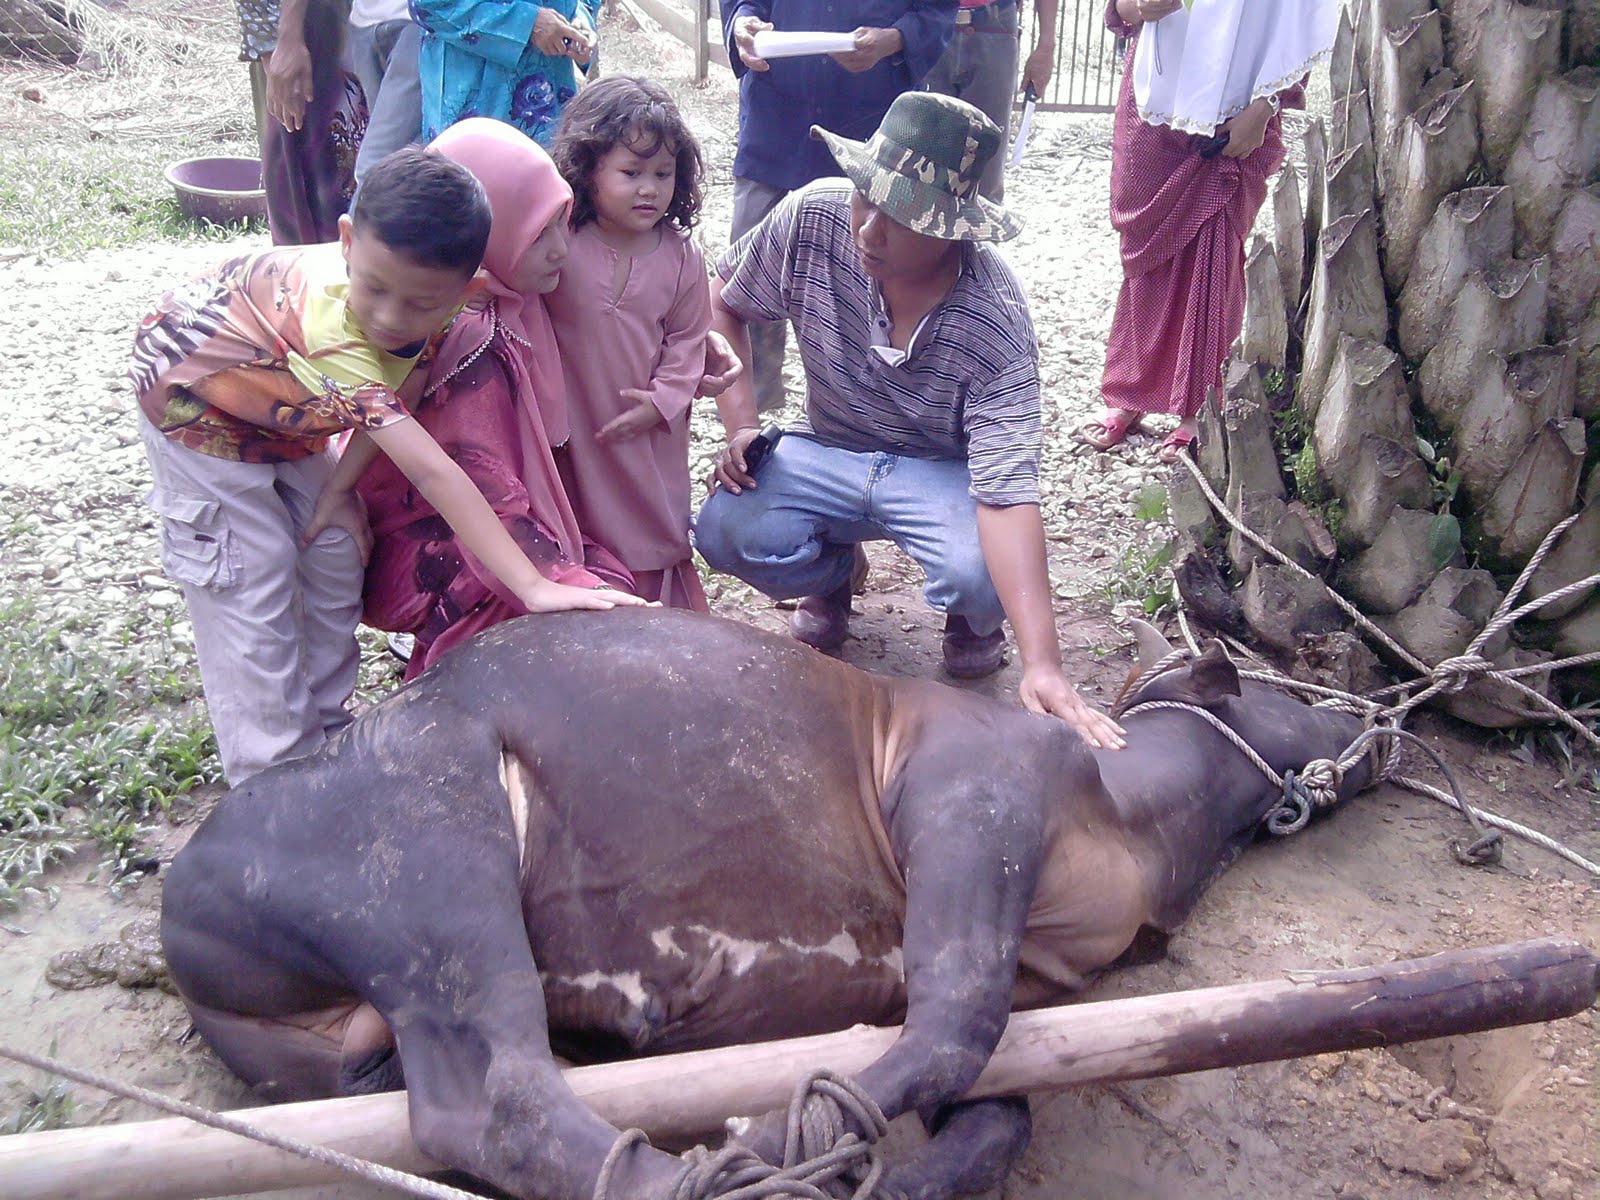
[1132,0,1336,135]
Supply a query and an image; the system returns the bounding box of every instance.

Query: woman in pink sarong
[1080,0,1331,464]
[356,118,634,679]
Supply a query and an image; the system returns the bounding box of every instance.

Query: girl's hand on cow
[1219,97,1274,158]
[1115,0,1181,24]
[301,487,373,566]
[521,578,653,613]
[697,330,744,399]
[709,425,762,495]
[597,390,665,444]
[1020,667,1126,750]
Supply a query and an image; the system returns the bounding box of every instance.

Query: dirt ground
[1,6,1597,1200]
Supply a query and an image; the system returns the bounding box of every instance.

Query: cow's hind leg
[885,1095,1032,1200]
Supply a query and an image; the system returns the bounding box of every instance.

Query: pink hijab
[431,116,574,447]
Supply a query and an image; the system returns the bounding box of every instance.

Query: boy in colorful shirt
[132,146,642,785]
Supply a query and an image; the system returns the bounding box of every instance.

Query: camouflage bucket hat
[812,92,1021,242]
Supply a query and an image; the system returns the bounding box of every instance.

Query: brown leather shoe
[791,581,853,650]
[942,614,1007,678]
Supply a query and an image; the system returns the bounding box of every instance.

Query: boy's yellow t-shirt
[130,243,457,464]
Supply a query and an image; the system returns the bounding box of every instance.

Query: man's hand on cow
[697,330,744,399]
[596,390,665,444]
[1020,667,1127,750]
[732,15,773,70]
[830,26,904,72]
[709,425,763,495]
[301,486,373,566]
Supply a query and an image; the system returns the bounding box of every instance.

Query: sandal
[1076,409,1145,451]
[1157,426,1197,465]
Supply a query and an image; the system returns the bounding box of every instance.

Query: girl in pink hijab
[355,119,637,679]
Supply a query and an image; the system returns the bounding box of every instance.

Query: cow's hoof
[942,616,1006,679]
[791,584,852,651]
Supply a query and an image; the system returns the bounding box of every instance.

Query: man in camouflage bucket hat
[810,91,1022,242]
[694,93,1126,751]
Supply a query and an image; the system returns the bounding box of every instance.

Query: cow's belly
[535,908,910,1056]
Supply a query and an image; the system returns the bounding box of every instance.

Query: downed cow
[161,608,1381,1199]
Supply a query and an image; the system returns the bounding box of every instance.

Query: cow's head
[1117,621,1377,808]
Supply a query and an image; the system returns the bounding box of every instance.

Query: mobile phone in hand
[743,424,784,475]
[1197,132,1230,159]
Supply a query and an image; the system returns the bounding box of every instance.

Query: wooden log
[1379,83,1480,293]
[1300,210,1387,419]
[1340,507,1454,614]
[1465,0,1564,175]
[1271,164,1306,319]
[1338,434,1433,550]
[1573,0,1600,69]
[1505,67,1600,258]
[1239,237,1288,369]
[1576,302,1600,419]
[3,940,1594,1200]
[1417,257,1549,432]
[1221,361,1285,512]
[1444,0,1495,83]
[1367,0,1434,88]
[1396,186,1514,361]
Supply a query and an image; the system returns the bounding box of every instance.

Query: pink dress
[545,222,713,611]
[1100,2,1301,420]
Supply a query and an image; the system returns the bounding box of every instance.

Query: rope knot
[1298,759,1342,809]
[1432,654,1492,694]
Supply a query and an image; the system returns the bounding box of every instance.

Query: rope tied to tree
[594,1071,892,1200]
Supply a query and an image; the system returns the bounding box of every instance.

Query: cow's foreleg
[885,1095,1032,1200]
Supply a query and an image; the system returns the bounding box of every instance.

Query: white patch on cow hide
[561,970,650,1010]
[656,925,902,978]
[499,750,530,872]
[650,927,688,958]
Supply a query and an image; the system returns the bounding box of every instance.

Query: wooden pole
[1,939,1594,1200]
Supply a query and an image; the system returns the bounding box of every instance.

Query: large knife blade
[1009,84,1039,169]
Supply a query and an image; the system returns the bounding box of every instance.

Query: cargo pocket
[146,489,240,591]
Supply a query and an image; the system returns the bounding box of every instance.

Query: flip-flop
[1076,410,1145,451]
[1157,427,1197,465]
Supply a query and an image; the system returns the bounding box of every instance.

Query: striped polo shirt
[716,181,1043,507]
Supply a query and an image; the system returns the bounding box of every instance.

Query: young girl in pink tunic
[548,76,713,611]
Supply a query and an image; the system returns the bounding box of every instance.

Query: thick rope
[0,1044,481,1200]
[1173,456,1600,751]
[595,1071,892,1200]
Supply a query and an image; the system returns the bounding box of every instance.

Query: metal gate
[658,0,1121,113]
[1032,0,1123,113]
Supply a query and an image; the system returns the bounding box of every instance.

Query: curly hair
[552,76,705,232]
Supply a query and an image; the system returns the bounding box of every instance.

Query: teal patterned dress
[412,0,602,147]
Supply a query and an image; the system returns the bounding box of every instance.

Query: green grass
[0,137,264,256]
[0,600,220,907]
[1100,536,1178,619]
[0,1074,75,1136]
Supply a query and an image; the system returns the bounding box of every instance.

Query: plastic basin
[164,156,268,225]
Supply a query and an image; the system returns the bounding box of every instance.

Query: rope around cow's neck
[1140,604,1600,877]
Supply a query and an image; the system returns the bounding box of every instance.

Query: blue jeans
[693,434,1006,635]
[349,20,423,183]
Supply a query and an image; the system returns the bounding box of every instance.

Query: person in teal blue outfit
[412,0,602,147]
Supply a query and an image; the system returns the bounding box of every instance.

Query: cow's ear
[1129,618,1175,671]
[1166,641,1241,709]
